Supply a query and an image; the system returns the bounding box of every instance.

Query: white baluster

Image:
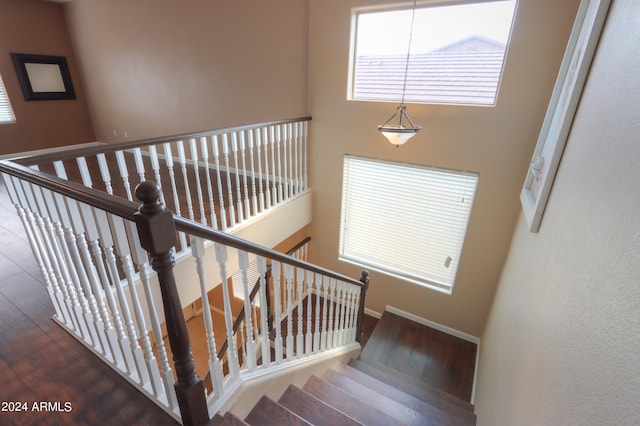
[147,145,166,205]
[214,243,240,377]
[48,189,104,355]
[305,271,313,355]
[176,140,195,222]
[162,143,188,250]
[335,282,345,347]
[351,290,361,343]
[326,279,336,349]
[257,256,271,367]
[302,121,308,192]
[238,250,256,371]
[125,220,172,403]
[22,179,88,342]
[314,273,321,353]
[191,237,224,400]
[211,135,227,231]
[93,209,138,376]
[200,137,219,229]
[283,123,292,200]
[274,126,283,204]
[320,276,328,351]
[110,215,153,392]
[115,150,134,200]
[294,122,302,195]
[284,264,294,359]
[271,260,283,364]
[296,268,304,357]
[133,147,146,183]
[76,157,92,188]
[262,127,272,210]
[221,134,236,227]
[230,132,244,223]
[96,153,114,195]
[246,130,259,216]
[269,126,278,206]
[77,203,126,371]
[3,175,68,326]
[238,132,251,219]
[188,138,207,225]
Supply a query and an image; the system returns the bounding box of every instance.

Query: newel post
[134,181,209,426]
[355,270,369,344]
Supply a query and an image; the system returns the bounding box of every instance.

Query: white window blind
[0,74,16,124]
[339,155,477,293]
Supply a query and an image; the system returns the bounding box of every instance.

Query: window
[0,74,16,124]
[339,156,478,293]
[349,0,517,105]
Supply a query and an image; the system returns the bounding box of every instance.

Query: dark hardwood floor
[0,178,178,426]
[360,311,477,402]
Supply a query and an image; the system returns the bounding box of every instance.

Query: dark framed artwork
[10,53,76,101]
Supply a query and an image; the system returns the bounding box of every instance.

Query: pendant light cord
[400,0,418,106]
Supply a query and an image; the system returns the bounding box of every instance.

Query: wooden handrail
[14,116,312,166]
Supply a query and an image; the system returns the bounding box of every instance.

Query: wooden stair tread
[350,358,475,414]
[321,368,437,426]
[338,362,476,425]
[244,396,312,426]
[210,413,249,426]
[303,375,405,426]
[278,384,362,426]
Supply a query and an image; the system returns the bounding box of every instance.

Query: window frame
[339,155,478,294]
[347,0,517,106]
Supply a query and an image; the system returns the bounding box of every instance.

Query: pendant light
[378,0,421,146]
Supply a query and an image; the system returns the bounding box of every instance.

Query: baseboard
[0,141,105,160]
[364,307,382,319]
[384,305,480,344]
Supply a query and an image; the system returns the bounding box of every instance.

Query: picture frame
[10,53,76,101]
[520,0,610,232]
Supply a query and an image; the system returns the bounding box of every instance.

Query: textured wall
[307,0,579,336]
[0,0,95,155]
[63,0,308,143]
[475,0,640,423]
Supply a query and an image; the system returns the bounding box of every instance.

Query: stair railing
[0,116,369,425]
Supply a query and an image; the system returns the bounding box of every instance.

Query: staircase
[211,312,477,425]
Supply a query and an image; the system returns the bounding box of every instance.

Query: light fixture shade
[379,127,420,145]
[378,104,421,146]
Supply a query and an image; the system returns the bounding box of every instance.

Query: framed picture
[10,53,76,101]
[520,0,610,232]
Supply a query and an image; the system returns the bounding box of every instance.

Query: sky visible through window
[356,0,517,55]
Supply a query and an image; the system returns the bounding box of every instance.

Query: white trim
[470,340,480,405]
[364,307,382,319]
[384,305,480,344]
[0,141,105,160]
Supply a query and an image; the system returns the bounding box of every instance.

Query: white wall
[475,0,640,423]
[307,0,579,336]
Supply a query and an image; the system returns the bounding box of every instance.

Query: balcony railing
[0,117,369,425]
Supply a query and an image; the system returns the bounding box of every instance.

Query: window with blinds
[339,155,478,293]
[0,74,16,124]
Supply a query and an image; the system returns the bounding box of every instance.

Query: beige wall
[475,0,640,423]
[63,0,309,143]
[0,0,95,155]
[307,0,579,336]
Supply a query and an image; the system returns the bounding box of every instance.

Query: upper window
[0,74,16,124]
[339,156,478,294]
[349,0,517,106]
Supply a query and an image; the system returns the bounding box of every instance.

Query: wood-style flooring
[0,178,178,425]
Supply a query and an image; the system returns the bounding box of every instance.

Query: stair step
[337,363,476,425]
[349,358,476,416]
[210,412,249,426]
[278,384,362,426]
[244,396,312,426]
[303,375,404,426]
[321,368,435,426]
